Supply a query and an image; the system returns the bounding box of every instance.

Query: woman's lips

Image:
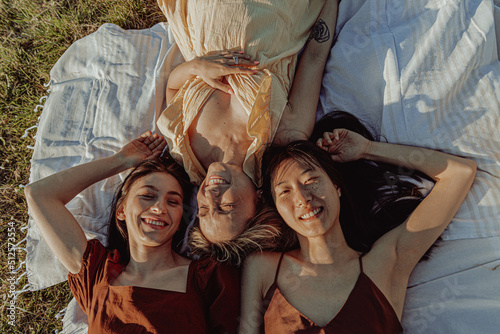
[207,175,229,186]
[142,218,167,229]
[299,207,323,220]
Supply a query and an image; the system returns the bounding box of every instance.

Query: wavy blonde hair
[189,204,292,267]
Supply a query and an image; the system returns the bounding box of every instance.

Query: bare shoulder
[244,251,282,276]
[243,251,283,296]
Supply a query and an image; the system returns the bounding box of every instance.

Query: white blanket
[319,0,500,240]
[26,22,175,290]
[26,1,500,333]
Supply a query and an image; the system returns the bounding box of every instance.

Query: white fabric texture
[26,1,500,333]
[319,0,500,240]
[26,22,175,290]
[402,236,500,333]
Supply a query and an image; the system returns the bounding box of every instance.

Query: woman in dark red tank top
[239,117,476,333]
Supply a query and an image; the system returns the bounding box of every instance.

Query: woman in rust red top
[25,132,239,334]
[240,124,476,333]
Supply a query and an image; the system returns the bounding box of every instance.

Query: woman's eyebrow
[274,168,314,187]
[141,185,182,198]
[141,184,159,191]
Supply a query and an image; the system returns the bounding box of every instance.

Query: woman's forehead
[132,172,182,193]
[273,159,320,184]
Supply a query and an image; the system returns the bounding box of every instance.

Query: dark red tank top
[262,253,403,333]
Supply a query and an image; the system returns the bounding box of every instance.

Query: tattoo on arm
[307,19,330,43]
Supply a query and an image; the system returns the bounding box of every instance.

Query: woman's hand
[191,51,258,94]
[316,129,371,163]
[116,131,167,168]
[166,50,257,103]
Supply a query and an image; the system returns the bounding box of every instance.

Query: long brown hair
[107,155,193,263]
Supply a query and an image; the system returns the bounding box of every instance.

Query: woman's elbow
[460,158,477,181]
[24,183,37,206]
[449,158,477,187]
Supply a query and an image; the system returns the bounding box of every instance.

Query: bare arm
[318,129,477,274]
[274,0,340,145]
[239,252,278,334]
[164,43,186,103]
[166,50,256,104]
[25,132,166,274]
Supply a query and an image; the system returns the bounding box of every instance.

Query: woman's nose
[150,202,166,214]
[294,188,311,206]
[205,187,220,199]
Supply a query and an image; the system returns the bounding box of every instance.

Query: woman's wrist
[361,140,375,160]
[109,153,137,172]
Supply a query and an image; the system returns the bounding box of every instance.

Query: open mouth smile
[142,218,167,227]
[208,176,229,186]
[299,207,323,220]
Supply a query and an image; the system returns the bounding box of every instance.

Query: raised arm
[317,129,477,273]
[25,132,166,274]
[273,0,340,145]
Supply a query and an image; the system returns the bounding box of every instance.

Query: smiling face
[116,172,184,248]
[272,160,342,238]
[196,162,258,243]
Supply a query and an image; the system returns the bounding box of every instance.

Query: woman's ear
[257,189,264,199]
[116,205,126,221]
[337,187,341,198]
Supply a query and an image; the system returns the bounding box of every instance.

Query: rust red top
[68,239,240,334]
[262,253,403,334]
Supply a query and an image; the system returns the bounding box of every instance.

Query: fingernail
[228,89,234,95]
[254,61,260,64]
[238,51,244,54]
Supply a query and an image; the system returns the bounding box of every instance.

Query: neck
[206,138,250,166]
[297,223,357,264]
[221,140,249,165]
[126,241,179,275]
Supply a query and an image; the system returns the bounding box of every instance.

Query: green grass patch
[0,0,164,331]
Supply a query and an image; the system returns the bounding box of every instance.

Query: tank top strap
[273,252,286,284]
[358,253,366,274]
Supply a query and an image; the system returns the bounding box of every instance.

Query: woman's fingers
[149,135,166,151]
[323,131,334,144]
[208,79,233,94]
[138,130,153,141]
[217,50,259,67]
[141,132,158,146]
[136,131,166,153]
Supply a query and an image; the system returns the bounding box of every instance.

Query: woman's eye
[305,177,318,184]
[197,206,209,217]
[140,194,155,199]
[168,200,181,206]
[279,189,290,196]
[221,204,235,212]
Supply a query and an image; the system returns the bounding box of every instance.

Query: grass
[0,0,164,332]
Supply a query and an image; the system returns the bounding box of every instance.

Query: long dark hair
[262,111,432,252]
[107,155,193,263]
